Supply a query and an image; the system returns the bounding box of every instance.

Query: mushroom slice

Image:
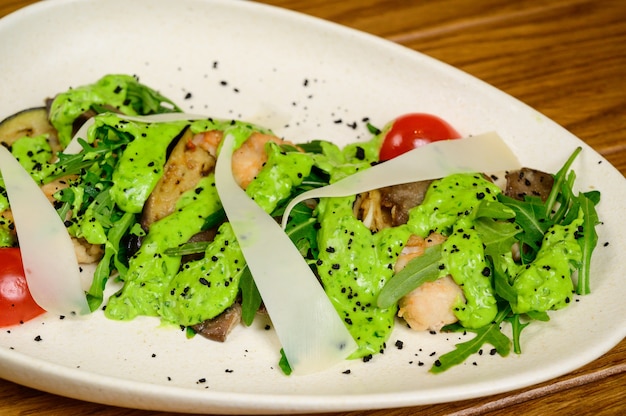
[505,167,554,202]
[191,302,243,342]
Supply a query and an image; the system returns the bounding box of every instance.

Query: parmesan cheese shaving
[215,133,358,375]
[0,146,90,315]
[281,131,521,229]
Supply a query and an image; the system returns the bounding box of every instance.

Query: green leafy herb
[376,244,443,308]
[278,348,293,376]
[86,211,136,311]
[240,266,262,326]
[432,306,511,373]
[505,313,530,354]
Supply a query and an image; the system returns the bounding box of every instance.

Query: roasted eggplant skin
[0,107,61,154]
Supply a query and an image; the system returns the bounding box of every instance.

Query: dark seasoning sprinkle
[1,67,543,387]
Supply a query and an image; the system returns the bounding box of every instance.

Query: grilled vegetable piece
[141,127,216,230]
[379,180,434,226]
[0,107,61,154]
[191,302,243,342]
[355,180,434,231]
[505,167,554,202]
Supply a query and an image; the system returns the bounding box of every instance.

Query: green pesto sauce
[160,222,245,325]
[311,140,376,183]
[311,135,405,358]
[315,195,411,358]
[105,175,222,320]
[0,183,8,213]
[511,213,583,314]
[439,217,497,328]
[408,173,502,237]
[245,142,314,212]
[49,74,179,147]
[0,193,13,245]
[0,225,12,247]
[10,134,54,183]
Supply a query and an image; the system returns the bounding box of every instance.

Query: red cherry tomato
[0,248,45,327]
[379,113,461,161]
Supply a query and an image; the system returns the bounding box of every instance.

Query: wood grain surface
[0,0,624,415]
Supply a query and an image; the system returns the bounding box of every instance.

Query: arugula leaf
[283,203,319,259]
[544,147,581,217]
[278,348,293,375]
[163,241,209,257]
[124,79,182,114]
[86,211,136,311]
[505,313,530,354]
[431,306,511,373]
[575,192,600,295]
[376,244,443,308]
[499,194,553,262]
[475,217,520,259]
[201,208,226,231]
[239,266,262,326]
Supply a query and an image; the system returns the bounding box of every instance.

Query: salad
[0,74,600,374]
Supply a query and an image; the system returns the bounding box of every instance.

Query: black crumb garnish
[342,369,351,374]
[34,335,42,342]
[395,340,404,350]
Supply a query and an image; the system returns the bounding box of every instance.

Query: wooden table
[0,0,624,415]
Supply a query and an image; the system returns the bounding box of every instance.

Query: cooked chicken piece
[394,233,446,273]
[195,130,293,190]
[398,275,465,331]
[394,233,464,331]
[72,237,104,264]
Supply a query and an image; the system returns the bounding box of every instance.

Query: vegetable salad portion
[0,74,600,373]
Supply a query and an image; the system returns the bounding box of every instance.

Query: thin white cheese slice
[215,133,358,375]
[281,131,521,228]
[0,146,90,315]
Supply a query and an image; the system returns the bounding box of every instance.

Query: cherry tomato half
[0,248,45,327]
[379,113,461,161]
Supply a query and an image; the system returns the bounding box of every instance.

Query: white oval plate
[0,0,624,414]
